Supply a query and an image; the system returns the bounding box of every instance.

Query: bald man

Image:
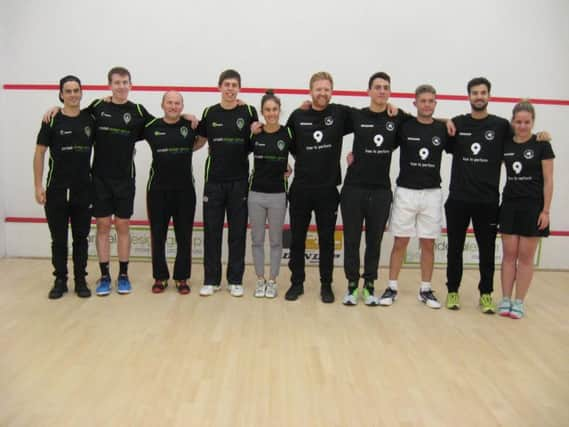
[142,91,199,295]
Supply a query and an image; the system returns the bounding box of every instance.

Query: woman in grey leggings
[248,90,293,298]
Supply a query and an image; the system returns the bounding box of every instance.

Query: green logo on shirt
[236,118,245,130]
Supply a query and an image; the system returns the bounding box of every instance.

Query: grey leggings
[248,191,287,279]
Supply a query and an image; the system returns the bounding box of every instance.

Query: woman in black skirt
[498,100,554,319]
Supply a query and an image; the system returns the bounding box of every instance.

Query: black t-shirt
[447,114,511,203]
[396,119,448,189]
[143,118,197,191]
[502,136,555,201]
[249,126,293,193]
[36,110,94,189]
[197,103,258,183]
[286,103,353,188]
[344,108,412,190]
[87,99,153,179]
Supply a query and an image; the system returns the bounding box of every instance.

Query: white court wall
[1,0,568,268]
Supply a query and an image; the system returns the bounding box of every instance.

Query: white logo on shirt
[313,130,323,143]
[59,130,72,135]
[512,161,523,174]
[419,147,430,160]
[386,121,395,131]
[471,142,481,155]
[324,116,334,126]
[374,134,384,147]
[485,130,495,141]
[523,149,535,159]
[180,126,189,137]
[236,118,245,130]
[123,113,131,124]
[432,136,441,146]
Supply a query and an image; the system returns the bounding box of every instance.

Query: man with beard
[445,77,511,313]
[285,71,353,303]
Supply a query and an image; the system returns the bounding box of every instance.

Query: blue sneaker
[95,276,112,296]
[117,275,132,294]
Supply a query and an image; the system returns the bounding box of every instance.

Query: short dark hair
[261,89,281,110]
[218,69,241,87]
[467,77,491,94]
[59,75,81,103]
[368,72,391,89]
[108,66,131,84]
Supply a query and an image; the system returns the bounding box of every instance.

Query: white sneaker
[342,288,358,306]
[199,284,220,296]
[265,280,277,298]
[254,279,266,298]
[228,284,244,297]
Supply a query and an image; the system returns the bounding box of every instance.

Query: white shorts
[389,187,443,239]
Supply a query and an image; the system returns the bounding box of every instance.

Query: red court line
[5,217,569,236]
[3,84,569,106]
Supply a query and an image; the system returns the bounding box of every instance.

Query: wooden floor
[1,258,568,427]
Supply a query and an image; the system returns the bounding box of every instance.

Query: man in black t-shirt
[195,69,258,297]
[341,72,412,306]
[444,77,512,314]
[89,67,153,296]
[285,71,353,303]
[34,75,94,299]
[143,91,198,295]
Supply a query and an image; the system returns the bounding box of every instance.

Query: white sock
[420,281,432,292]
[388,280,398,290]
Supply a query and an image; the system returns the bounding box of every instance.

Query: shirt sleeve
[541,141,555,160]
[36,120,52,147]
[444,115,461,153]
[334,103,354,136]
[197,107,209,138]
[139,104,154,122]
[286,113,297,157]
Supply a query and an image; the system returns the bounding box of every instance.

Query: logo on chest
[277,140,286,151]
[484,130,495,141]
[180,126,189,138]
[324,116,334,126]
[523,149,534,160]
[123,113,131,125]
[236,118,245,130]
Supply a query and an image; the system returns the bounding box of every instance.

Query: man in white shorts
[379,84,448,308]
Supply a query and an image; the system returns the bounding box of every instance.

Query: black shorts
[92,175,135,219]
[499,199,549,237]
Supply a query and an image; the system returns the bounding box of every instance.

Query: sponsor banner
[281,229,344,265]
[403,233,542,266]
[87,226,204,260]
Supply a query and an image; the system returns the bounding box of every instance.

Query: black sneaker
[285,283,304,301]
[320,283,335,304]
[418,288,441,309]
[379,287,398,306]
[74,278,92,298]
[48,278,68,299]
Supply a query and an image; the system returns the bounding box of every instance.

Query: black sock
[119,261,129,276]
[99,262,110,278]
